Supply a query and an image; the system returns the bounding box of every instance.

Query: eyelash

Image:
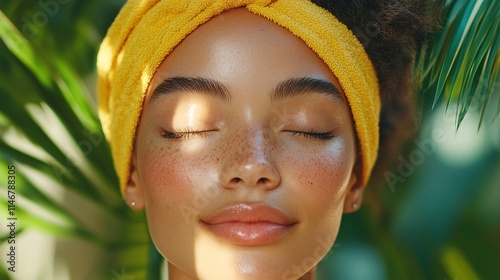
[161,129,334,140]
[289,131,335,140]
[161,128,210,139]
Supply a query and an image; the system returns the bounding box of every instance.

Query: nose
[220,129,280,190]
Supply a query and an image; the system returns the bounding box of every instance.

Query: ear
[343,154,364,213]
[124,156,145,211]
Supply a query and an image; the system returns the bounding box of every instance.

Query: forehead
[147,8,340,95]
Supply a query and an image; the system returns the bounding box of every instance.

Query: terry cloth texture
[97,0,381,193]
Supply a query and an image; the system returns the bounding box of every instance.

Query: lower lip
[202,222,295,246]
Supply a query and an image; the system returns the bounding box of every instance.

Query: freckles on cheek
[139,140,188,205]
[138,138,217,210]
[287,144,353,204]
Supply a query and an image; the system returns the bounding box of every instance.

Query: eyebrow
[271,77,343,104]
[151,77,231,102]
[151,76,343,105]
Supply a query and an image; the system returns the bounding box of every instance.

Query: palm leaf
[417,0,500,129]
[0,25,119,209]
[0,8,149,278]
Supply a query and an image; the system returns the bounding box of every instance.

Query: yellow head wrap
[97,0,380,194]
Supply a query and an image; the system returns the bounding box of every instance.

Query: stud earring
[131,201,136,207]
[352,203,358,209]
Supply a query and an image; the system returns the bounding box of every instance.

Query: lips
[200,203,298,246]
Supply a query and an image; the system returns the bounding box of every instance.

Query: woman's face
[127,8,363,280]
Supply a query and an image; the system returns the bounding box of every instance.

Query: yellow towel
[97,0,380,193]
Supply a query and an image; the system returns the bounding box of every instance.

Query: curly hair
[313,0,443,186]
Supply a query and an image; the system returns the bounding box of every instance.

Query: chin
[189,232,326,280]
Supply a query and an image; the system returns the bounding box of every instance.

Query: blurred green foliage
[0,0,498,279]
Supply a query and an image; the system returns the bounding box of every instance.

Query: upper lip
[200,203,297,225]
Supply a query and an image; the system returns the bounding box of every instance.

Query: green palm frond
[0,8,149,278]
[416,0,500,129]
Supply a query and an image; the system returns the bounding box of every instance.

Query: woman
[97,0,438,279]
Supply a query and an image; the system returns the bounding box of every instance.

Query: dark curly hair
[313,0,443,187]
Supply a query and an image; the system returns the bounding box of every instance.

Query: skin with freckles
[126,8,365,280]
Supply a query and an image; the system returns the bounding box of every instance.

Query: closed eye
[161,128,215,139]
[288,131,335,140]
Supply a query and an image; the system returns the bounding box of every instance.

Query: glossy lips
[200,203,297,246]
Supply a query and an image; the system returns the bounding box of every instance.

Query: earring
[352,203,358,209]
[130,201,136,207]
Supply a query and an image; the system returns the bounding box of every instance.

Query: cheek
[136,134,220,258]
[138,138,219,213]
[282,138,354,224]
[289,139,352,184]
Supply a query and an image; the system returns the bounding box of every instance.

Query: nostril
[258,177,267,184]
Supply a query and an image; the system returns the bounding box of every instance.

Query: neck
[167,261,317,280]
